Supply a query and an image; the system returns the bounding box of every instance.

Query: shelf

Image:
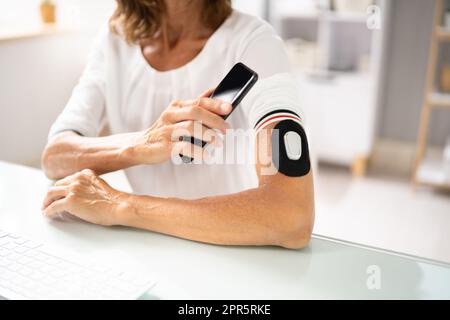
[279,10,368,24]
[0,24,77,42]
[416,158,450,190]
[294,69,372,88]
[324,11,368,23]
[436,27,450,41]
[413,1,450,191]
[428,91,450,108]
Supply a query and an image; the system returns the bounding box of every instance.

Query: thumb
[198,87,215,98]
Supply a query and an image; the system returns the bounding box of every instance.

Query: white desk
[1,161,449,299]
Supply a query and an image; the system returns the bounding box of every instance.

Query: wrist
[124,130,157,166]
[112,192,137,226]
[118,132,146,167]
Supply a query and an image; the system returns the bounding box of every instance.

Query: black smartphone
[181,62,258,162]
[210,62,259,120]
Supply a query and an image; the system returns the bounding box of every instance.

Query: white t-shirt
[49,10,304,199]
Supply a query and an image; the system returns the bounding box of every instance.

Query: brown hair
[110,0,232,44]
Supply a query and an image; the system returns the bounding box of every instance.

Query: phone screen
[210,63,258,119]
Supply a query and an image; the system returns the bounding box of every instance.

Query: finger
[54,175,75,187]
[42,186,69,209]
[43,198,69,218]
[54,169,95,187]
[167,106,230,133]
[181,97,232,116]
[80,168,96,175]
[198,88,215,98]
[171,121,222,145]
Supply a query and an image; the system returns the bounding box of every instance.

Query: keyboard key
[0,247,11,257]
[29,260,44,269]
[16,255,33,265]
[14,237,28,245]
[24,240,42,249]
[24,250,39,258]
[52,269,65,278]
[7,262,23,273]
[3,242,18,250]
[39,264,55,274]
[0,269,13,279]
[14,246,29,254]
[46,256,61,265]
[18,266,33,277]
[35,252,51,262]
[0,258,13,267]
[30,271,45,281]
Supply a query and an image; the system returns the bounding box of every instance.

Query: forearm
[117,178,314,248]
[42,131,139,180]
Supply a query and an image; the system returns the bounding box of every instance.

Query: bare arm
[43,122,315,249]
[41,131,139,180]
[117,122,314,248]
[119,171,314,249]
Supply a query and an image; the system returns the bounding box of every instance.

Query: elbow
[41,145,56,180]
[275,204,315,250]
[279,226,313,250]
[41,132,76,180]
[41,143,63,180]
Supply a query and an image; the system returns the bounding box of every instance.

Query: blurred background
[0,0,449,262]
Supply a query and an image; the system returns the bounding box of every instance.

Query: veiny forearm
[118,174,314,249]
[42,131,138,180]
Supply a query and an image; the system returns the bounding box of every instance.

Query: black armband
[271,120,310,177]
[254,110,310,177]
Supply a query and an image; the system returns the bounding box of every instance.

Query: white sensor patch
[283,131,302,160]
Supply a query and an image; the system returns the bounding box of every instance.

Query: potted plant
[40,0,56,24]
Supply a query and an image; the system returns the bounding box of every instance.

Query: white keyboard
[0,229,156,300]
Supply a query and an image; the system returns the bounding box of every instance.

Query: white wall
[0,0,114,167]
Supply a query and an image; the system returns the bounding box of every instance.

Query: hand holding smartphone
[181,62,258,163]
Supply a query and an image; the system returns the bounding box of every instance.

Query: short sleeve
[244,73,304,132]
[238,22,305,131]
[48,27,108,140]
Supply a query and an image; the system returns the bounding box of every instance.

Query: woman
[41,0,314,249]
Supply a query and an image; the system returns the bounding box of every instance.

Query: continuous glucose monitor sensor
[283,131,302,160]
